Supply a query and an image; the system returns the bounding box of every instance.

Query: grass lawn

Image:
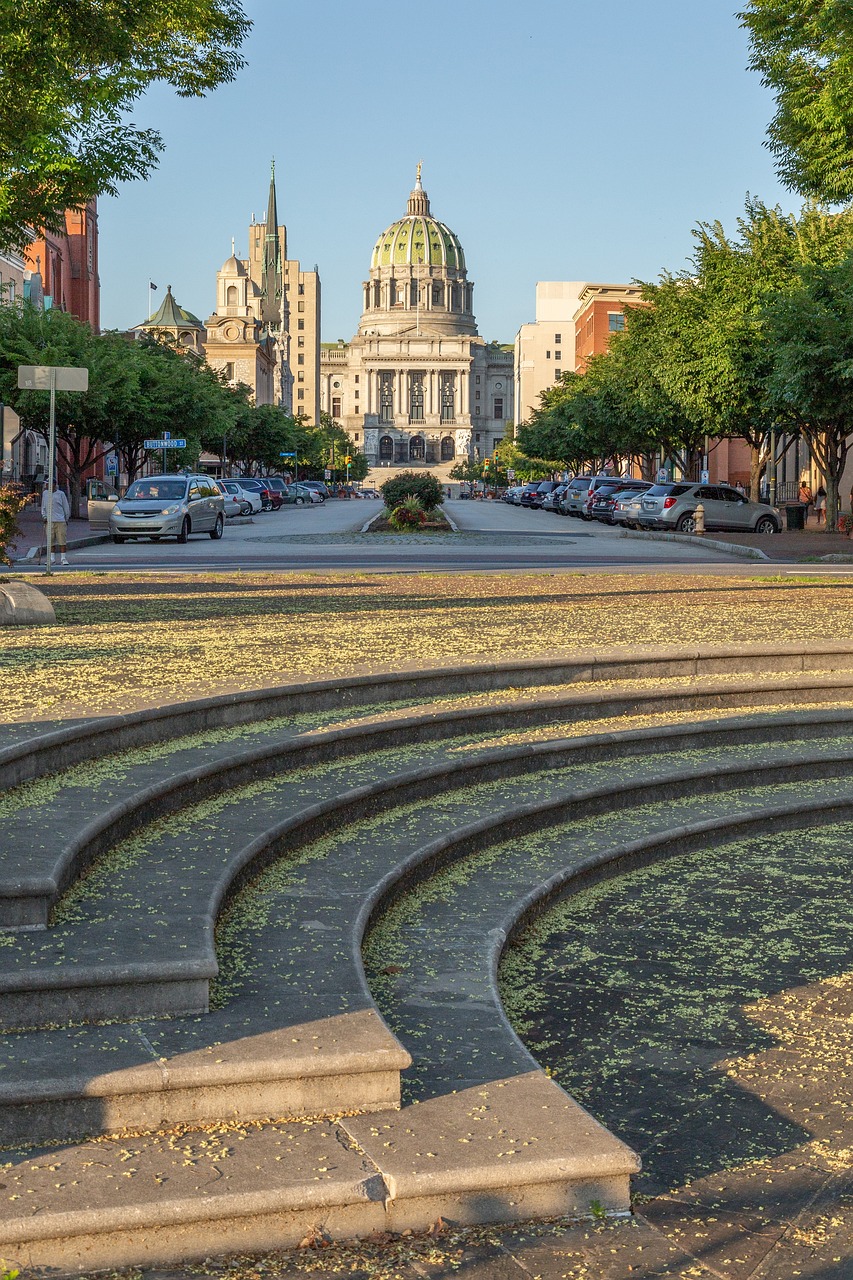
[3,570,853,723]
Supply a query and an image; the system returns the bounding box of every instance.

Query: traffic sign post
[280,451,298,493]
[18,364,88,575]
[143,430,187,473]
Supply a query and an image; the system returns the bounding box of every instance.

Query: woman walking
[815,485,827,525]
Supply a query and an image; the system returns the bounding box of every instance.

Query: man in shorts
[40,484,71,564]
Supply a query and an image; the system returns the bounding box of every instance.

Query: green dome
[371,215,466,271]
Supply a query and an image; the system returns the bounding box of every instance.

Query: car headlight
[161,504,180,515]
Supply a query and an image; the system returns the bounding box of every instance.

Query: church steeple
[260,159,283,326]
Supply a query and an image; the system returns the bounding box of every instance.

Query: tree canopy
[740,0,853,201]
[0,0,250,252]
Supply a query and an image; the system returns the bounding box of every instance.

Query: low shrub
[388,497,427,530]
[381,471,444,512]
[0,485,29,566]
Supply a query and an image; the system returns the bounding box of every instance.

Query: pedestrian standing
[798,481,813,521]
[815,485,827,524]
[40,485,71,564]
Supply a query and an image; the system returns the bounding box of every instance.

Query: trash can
[785,504,806,530]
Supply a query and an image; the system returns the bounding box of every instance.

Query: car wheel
[209,514,224,540]
[295,497,304,505]
[111,534,126,544]
[177,518,190,544]
[677,513,696,533]
[240,502,252,515]
[754,516,778,534]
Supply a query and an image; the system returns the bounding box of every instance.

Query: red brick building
[25,200,100,331]
[573,283,644,371]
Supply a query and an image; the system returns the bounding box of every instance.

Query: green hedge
[380,471,444,511]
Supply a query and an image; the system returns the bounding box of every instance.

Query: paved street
[19,497,763,573]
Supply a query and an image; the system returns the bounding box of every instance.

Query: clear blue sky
[100,0,791,342]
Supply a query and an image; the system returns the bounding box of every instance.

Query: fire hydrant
[694,503,705,535]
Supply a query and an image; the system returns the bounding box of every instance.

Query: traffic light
[344,455,352,465]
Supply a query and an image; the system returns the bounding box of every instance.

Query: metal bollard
[694,503,705,535]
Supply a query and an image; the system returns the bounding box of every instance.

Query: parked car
[541,483,569,513]
[637,482,781,533]
[502,485,524,504]
[360,488,381,499]
[214,479,246,519]
[234,477,283,510]
[281,483,322,505]
[612,487,652,528]
[520,481,558,508]
[590,481,652,524]
[109,474,225,543]
[219,479,262,514]
[560,475,621,519]
[300,481,330,500]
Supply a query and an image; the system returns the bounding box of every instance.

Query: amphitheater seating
[3,643,853,1272]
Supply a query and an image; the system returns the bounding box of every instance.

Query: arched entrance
[440,436,455,461]
[379,435,393,460]
[409,435,425,461]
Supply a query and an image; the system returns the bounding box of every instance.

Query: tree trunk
[749,444,763,503]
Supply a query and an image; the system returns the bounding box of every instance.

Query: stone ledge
[0,580,56,625]
[7,641,853,794]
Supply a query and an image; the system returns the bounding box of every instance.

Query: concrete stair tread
[4,673,853,931]
[2,752,853,1145]
[2,1075,636,1273]
[1,732,848,995]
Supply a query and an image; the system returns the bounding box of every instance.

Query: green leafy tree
[0,303,136,516]
[0,0,250,252]
[740,0,853,201]
[764,254,853,526]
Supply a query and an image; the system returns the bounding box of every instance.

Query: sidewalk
[9,507,108,561]
[706,517,853,561]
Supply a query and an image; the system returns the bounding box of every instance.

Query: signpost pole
[45,367,56,575]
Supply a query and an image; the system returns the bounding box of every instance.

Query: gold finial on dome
[407,164,430,216]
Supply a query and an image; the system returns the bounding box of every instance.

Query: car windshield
[124,480,186,501]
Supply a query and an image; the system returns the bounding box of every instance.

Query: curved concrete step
[4,716,853,1027]
[2,726,853,1146]
[5,641,853,792]
[4,670,853,928]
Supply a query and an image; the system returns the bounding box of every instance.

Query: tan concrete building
[513,282,586,426]
[320,170,512,467]
[514,282,645,426]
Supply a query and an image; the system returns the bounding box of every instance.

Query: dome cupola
[361,168,476,337]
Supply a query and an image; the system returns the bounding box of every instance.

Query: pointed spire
[407,164,430,216]
[261,159,282,325]
[231,236,235,256]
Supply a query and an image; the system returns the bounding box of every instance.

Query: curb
[18,532,111,562]
[619,528,770,560]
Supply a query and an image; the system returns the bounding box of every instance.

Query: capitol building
[320,170,512,469]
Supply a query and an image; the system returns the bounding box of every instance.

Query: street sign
[324,469,331,480]
[700,469,709,484]
[17,364,88,392]
[506,469,515,479]
[144,438,186,449]
[279,451,297,457]
[656,468,669,483]
[106,456,118,475]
